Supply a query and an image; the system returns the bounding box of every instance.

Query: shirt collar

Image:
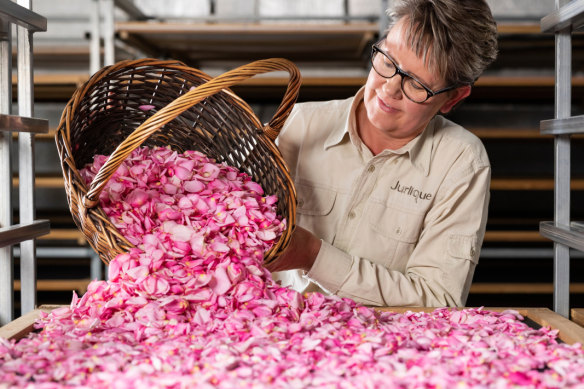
[323,87,364,151]
[323,86,436,176]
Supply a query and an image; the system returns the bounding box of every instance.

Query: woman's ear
[439,85,471,114]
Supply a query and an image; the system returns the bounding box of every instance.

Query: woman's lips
[377,96,398,113]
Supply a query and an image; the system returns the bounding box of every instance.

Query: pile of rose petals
[1,146,583,388]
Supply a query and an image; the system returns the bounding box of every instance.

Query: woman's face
[360,18,470,150]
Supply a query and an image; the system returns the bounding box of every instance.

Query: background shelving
[537,0,584,317]
[0,0,50,326]
[7,0,584,313]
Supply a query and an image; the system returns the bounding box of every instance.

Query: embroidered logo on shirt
[390,180,432,203]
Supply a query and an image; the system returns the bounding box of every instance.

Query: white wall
[487,0,553,18]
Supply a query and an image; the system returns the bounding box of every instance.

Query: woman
[268,0,498,307]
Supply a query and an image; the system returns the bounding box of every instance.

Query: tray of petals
[2,303,584,387]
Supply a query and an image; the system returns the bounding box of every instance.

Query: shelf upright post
[552,0,572,318]
[90,0,102,74]
[253,0,259,19]
[540,0,584,318]
[103,0,115,66]
[89,0,114,71]
[0,18,14,325]
[0,0,49,325]
[17,0,38,315]
[379,0,389,37]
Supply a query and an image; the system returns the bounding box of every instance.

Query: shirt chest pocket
[359,202,425,271]
[295,182,338,243]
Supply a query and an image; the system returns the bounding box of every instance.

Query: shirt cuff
[305,240,353,293]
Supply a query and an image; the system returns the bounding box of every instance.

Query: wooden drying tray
[2,306,583,346]
[30,226,551,244]
[115,21,378,63]
[33,127,584,141]
[572,309,584,327]
[12,45,91,62]
[13,175,584,192]
[470,283,584,294]
[37,228,88,245]
[476,75,584,87]
[0,305,61,341]
[226,74,584,88]
[483,230,548,242]
[218,73,584,101]
[113,19,549,64]
[8,72,584,102]
[10,73,88,87]
[376,307,584,346]
[9,278,584,297]
[13,279,584,296]
[13,279,91,294]
[11,73,89,100]
[469,127,584,139]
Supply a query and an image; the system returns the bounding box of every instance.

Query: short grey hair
[386,0,498,86]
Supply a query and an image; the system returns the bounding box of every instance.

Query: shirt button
[348,211,356,219]
[470,248,476,257]
[395,227,402,235]
[367,165,375,173]
[298,199,304,207]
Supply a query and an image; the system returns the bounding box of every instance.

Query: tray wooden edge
[2,306,584,346]
[572,308,584,328]
[0,305,63,341]
[521,307,584,345]
[376,307,584,346]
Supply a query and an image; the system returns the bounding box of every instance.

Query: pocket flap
[296,182,337,216]
[368,203,424,243]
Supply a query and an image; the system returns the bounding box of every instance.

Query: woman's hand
[265,226,322,273]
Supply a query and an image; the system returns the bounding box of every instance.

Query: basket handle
[83,58,301,208]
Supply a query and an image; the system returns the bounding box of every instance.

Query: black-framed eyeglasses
[371,43,457,104]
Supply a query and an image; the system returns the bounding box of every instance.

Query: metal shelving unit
[539,0,584,318]
[0,0,50,326]
[90,0,386,74]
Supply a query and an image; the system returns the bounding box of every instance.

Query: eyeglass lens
[371,49,429,103]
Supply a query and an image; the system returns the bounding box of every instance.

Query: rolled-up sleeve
[306,240,353,293]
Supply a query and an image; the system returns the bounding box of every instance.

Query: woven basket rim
[55,57,300,265]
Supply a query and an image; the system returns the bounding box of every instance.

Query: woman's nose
[381,75,403,100]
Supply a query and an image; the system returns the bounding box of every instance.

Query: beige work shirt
[273,87,490,307]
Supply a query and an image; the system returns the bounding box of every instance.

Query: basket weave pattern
[56,58,300,265]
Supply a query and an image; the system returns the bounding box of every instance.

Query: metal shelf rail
[0,0,50,326]
[91,0,388,72]
[539,0,584,318]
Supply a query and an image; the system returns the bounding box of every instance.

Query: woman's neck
[356,101,415,155]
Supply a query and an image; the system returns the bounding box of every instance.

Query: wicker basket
[55,58,300,266]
